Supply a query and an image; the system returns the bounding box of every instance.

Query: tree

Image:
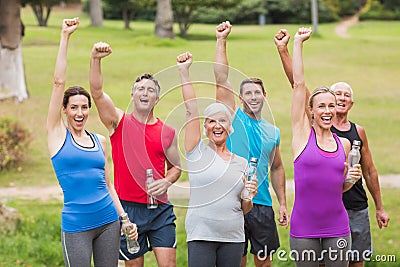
[172,0,238,37]
[89,0,103,27]
[0,0,29,101]
[103,0,154,29]
[155,0,175,38]
[21,0,61,26]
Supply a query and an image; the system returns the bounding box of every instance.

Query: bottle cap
[250,157,258,163]
[353,140,361,147]
[146,169,153,175]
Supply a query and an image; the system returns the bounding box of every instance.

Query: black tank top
[331,122,368,210]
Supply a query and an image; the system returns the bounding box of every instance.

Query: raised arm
[47,18,79,155]
[357,126,390,228]
[90,42,123,134]
[291,27,312,159]
[177,52,201,152]
[274,29,311,120]
[214,21,236,112]
[274,29,294,87]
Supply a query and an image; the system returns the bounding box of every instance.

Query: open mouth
[321,116,332,123]
[213,131,223,137]
[249,102,259,107]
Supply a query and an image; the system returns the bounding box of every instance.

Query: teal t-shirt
[226,108,280,206]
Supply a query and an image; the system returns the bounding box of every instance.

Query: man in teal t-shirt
[214,21,288,267]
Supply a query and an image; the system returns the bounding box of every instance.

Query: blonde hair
[309,86,337,108]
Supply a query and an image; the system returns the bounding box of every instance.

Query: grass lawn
[1,188,398,266]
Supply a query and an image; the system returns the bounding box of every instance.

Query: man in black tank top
[273,32,390,267]
[330,82,390,267]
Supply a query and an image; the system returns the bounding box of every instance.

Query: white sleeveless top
[185,140,248,242]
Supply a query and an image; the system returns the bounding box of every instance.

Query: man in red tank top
[90,43,181,267]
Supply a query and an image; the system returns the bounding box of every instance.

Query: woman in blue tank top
[290,28,362,267]
[46,18,137,267]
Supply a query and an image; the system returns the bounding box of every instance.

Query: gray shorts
[347,208,373,262]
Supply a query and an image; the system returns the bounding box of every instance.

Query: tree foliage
[193,0,337,25]
[171,0,239,36]
[0,118,31,171]
[103,0,156,29]
[21,0,63,26]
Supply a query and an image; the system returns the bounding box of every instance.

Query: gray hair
[203,102,234,134]
[330,82,354,101]
[132,73,161,97]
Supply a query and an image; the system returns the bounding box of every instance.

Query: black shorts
[243,204,280,257]
[119,201,176,260]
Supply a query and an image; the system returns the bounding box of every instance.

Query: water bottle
[120,214,140,254]
[346,140,361,181]
[241,157,258,200]
[146,169,158,209]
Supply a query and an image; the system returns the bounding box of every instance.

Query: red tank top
[110,113,175,203]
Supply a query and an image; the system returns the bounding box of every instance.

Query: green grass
[1,189,398,266]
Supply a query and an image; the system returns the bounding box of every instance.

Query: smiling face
[332,83,353,115]
[204,112,231,145]
[63,94,90,131]
[132,78,159,113]
[309,92,337,129]
[239,82,266,119]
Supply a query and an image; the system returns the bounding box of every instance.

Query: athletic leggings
[188,240,244,267]
[61,221,120,267]
[290,235,351,267]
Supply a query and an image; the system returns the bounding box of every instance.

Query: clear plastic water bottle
[346,140,361,180]
[241,157,258,200]
[146,169,158,209]
[120,214,140,254]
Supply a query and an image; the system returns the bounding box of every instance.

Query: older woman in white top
[176,52,258,267]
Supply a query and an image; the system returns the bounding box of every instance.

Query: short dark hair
[133,73,161,97]
[63,86,91,109]
[239,78,266,95]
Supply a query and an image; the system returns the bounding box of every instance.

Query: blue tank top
[51,130,118,233]
[291,127,350,238]
[226,108,280,206]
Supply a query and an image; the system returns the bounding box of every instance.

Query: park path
[0,174,399,201]
[335,12,360,38]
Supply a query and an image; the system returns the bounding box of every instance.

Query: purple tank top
[290,127,350,238]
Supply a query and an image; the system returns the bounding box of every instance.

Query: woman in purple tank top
[289,27,362,267]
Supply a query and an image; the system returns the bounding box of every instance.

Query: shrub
[0,117,32,171]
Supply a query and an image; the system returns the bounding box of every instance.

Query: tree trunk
[154,0,175,39]
[0,0,29,102]
[90,0,103,27]
[30,3,53,26]
[122,6,130,29]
